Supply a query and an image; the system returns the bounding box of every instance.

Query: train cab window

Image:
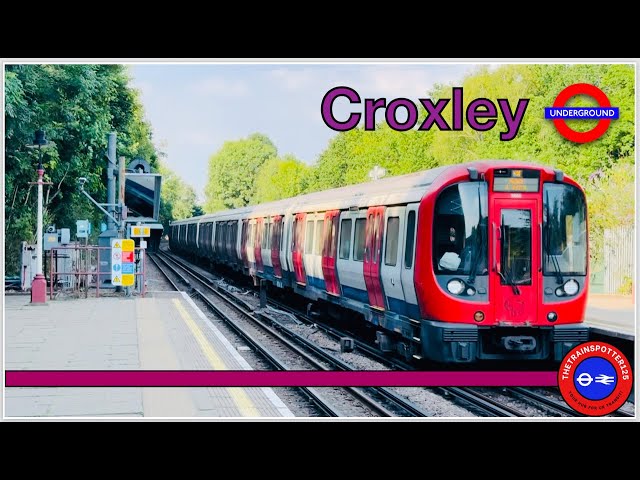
[339,219,352,259]
[305,220,315,253]
[353,218,367,261]
[500,209,532,285]
[543,184,587,276]
[384,217,400,266]
[315,220,324,255]
[433,182,488,275]
[404,210,416,268]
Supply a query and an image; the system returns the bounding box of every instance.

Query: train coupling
[501,335,537,352]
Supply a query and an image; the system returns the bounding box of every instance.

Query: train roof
[171,160,571,225]
[171,165,449,225]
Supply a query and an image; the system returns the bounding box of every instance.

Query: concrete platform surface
[585,294,635,337]
[4,292,293,418]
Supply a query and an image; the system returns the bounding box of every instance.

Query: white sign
[111,238,123,286]
[76,219,90,239]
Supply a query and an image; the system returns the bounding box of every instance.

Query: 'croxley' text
[321,86,530,141]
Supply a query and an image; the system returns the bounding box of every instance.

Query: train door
[491,198,539,325]
[363,206,386,310]
[292,213,307,285]
[303,214,321,287]
[247,220,256,272]
[254,217,264,273]
[227,221,236,263]
[271,215,283,278]
[261,218,271,274]
[336,211,367,303]
[214,222,219,260]
[322,210,340,296]
[380,206,406,315]
[401,204,420,319]
[233,220,241,269]
[241,219,249,270]
[282,214,293,283]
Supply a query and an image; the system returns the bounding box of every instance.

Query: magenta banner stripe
[5,371,557,387]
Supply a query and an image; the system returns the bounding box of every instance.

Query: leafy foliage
[204,133,277,212]
[584,159,635,266]
[303,63,635,269]
[4,64,158,275]
[158,160,199,233]
[253,154,312,203]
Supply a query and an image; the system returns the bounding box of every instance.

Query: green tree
[306,124,437,192]
[584,159,635,266]
[308,63,634,272]
[253,154,312,203]
[204,133,277,212]
[158,160,199,232]
[4,64,157,275]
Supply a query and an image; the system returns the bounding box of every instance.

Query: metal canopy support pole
[118,155,126,238]
[106,132,117,231]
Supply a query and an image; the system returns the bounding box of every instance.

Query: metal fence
[49,245,146,299]
[604,226,634,294]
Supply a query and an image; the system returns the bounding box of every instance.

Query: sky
[130,62,486,202]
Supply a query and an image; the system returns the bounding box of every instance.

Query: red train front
[414,161,589,362]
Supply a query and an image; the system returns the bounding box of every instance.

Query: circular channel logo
[558,341,633,416]
[552,83,612,143]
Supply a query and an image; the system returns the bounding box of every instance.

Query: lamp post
[27,130,50,304]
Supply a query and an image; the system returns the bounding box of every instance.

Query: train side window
[291,220,296,251]
[305,220,315,253]
[272,221,281,251]
[353,218,366,261]
[339,219,352,260]
[384,217,399,266]
[315,220,323,255]
[293,218,302,251]
[262,222,269,249]
[404,210,416,269]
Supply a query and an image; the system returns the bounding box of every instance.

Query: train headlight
[547,312,557,322]
[466,287,476,296]
[447,279,465,295]
[563,279,579,296]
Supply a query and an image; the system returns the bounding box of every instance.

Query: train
[169,160,589,363]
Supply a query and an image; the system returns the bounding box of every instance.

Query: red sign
[122,251,134,263]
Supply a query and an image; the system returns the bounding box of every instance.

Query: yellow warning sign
[131,226,151,237]
[112,275,121,285]
[113,241,121,249]
[122,274,135,286]
[122,239,135,251]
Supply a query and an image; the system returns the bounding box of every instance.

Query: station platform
[4,291,294,418]
[584,294,635,341]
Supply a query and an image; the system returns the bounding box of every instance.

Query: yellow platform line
[172,298,260,417]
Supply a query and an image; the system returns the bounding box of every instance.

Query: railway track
[259,297,631,418]
[265,297,539,417]
[155,250,636,419]
[150,251,430,418]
